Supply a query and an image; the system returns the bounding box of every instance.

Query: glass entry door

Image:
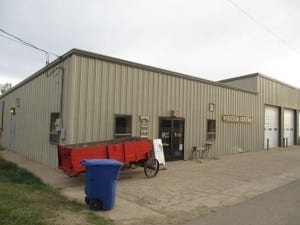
[159,117,185,161]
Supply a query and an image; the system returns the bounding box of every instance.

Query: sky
[0,0,300,88]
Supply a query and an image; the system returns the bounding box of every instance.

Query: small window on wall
[207,120,216,141]
[49,112,60,144]
[115,115,132,139]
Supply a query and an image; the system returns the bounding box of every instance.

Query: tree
[0,83,12,95]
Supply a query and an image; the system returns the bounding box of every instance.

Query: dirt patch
[115,205,217,225]
[49,210,90,225]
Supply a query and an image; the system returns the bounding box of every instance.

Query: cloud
[0,0,299,88]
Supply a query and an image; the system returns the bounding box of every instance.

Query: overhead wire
[0,27,60,64]
[0,33,24,44]
[225,0,300,55]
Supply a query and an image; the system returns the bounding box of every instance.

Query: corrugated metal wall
[220,76,258,92]
[65,54,262,160]
[298,111,300,144]
[0,59,71,167]
[1,50,299,167]
[258,76,300,146]
[258,76,299,109]
[222,75,300,147]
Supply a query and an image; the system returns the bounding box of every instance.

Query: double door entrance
[159,117,185,161]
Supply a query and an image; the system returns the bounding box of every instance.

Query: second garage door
[284,109,294,146]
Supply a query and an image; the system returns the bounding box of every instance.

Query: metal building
[0,49,299,167]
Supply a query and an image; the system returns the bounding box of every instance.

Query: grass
[0,157,114,225]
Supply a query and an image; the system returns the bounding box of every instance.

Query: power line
[225,0,300,55]
[0,27,60,64]
[0,33,24,44]
[0,27,60,57]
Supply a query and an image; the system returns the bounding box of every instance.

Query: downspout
[46,66,65,142]
[57,66,65,141]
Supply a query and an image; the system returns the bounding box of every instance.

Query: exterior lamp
[10,107,15,115]
[209,103,215,112]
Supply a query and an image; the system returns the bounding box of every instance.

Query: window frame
[114,115,132,139]
[49,112,60,144]
[207,119,216,141]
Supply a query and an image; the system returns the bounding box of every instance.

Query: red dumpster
[58,143,107,176]
[107,143,125,163]
[123,139,151,163]
[58,137,159,178]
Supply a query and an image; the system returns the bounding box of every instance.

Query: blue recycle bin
[81,159,123,210]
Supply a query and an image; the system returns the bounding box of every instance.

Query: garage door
[284,109,294,146]
[264,106,279,149]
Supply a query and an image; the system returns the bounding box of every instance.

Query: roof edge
[0,49,74,99]
[71,48,258,94]
[257,73,300,90]
[218,73,260,83]
[0,48,259,99]
[219,72,299,90]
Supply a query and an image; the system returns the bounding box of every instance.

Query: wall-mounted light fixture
[10,107,15,115]
[209,103,215,112]
[170,110,179,117]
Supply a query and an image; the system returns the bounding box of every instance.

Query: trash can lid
[81,159,123,167]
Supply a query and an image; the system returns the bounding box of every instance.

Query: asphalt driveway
[1,147,300,225]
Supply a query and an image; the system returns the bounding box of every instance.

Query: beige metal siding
[258,76,300,147]
[0,59,72,167]
[66,54,261,159]
[258,76,299,109]
[1,49,299,168]
[298,111,300,144]
[299,91,300,109]
[220,76,258,92]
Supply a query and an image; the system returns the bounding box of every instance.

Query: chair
[192,142,211,162]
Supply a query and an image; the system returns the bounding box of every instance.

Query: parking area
[1,147,300,225]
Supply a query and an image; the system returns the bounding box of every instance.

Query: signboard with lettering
[222,115,252,123]
[153,139,166,166]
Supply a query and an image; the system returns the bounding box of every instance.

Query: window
[49,112,60,144]
[115,115,132,139]
[207,120,216,140]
